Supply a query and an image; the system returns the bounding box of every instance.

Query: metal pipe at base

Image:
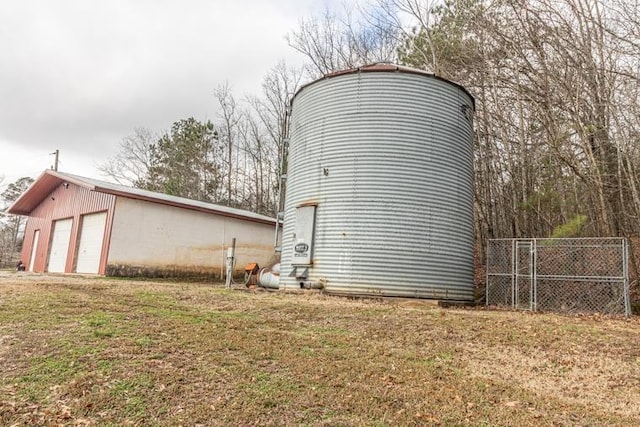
[258,263,280,289]
[258,264,326,290]
[270,263,281,275]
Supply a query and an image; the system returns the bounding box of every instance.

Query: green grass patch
[134,289,177,304]
[141,303,256,325]
[134,336,154,347]
[17,354,81,402]
[109,374,154,418]
[242,371,300,408]
[84,311,120,338]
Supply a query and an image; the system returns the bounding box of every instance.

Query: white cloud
[0,0,332,184]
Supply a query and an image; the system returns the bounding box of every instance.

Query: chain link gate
[486,238,631,316]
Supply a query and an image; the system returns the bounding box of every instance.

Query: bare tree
[214,83,242,207]
[246,62,303,213]
[287,4,400,77]
[99,127,157,187]
[223,62,303,216]
[0,177,34,267]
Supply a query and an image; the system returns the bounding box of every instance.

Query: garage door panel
[76,212,107,274]
[48,218,73,273]
[29,229,40,272]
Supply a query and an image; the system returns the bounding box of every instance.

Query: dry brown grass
[1,272,639,426]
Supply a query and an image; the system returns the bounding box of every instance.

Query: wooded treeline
[0,177,34,267]
[394,0,640,255]
[100,0,640,253]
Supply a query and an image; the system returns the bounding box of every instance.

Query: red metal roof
[8,170,277,226]
[7,170,90,215]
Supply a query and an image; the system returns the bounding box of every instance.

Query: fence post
[485,241,490,307]
[533,238,537,312]
[624,238,631,317]
[511,239,516,309]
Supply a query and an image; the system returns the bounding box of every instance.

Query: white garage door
[28,229,40,272]
[76,212,107,274]
[48,218,73,273]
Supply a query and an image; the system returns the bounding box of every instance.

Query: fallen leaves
[0,275,639,426]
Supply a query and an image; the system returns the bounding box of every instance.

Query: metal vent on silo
[279,63,475,301]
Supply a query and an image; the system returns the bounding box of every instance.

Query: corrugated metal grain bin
[279,64,475,301]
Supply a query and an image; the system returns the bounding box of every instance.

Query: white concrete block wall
[107,197,275,276]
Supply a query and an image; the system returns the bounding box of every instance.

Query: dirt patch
[463,343,640,417]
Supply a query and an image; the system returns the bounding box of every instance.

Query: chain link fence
[486,238,631,316]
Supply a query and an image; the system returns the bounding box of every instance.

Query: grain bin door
[47,218,73,273]
[292,205,316,266]
[75,212,107,274]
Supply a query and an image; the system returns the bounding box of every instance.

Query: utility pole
[50,149,59,171]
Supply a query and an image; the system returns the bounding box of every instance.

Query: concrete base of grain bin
[297,279,325,290]
[437,300,478,308]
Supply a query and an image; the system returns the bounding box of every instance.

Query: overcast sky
[0,0,334,185]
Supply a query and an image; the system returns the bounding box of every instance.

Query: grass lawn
[0,272,639,426]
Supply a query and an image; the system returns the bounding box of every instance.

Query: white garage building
[9,170,277,278]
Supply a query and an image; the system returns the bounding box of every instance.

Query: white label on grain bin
[292,205,316,266]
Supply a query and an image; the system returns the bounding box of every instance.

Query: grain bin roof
[8,169,276,225]
[293,63,475,108]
